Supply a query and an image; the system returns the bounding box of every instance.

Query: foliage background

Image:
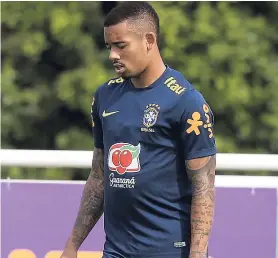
[1,1,278,180]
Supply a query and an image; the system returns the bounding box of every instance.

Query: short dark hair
[104,1,160,43]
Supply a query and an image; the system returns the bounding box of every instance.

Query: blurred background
[2,1,278,180]
[1,1,278,258]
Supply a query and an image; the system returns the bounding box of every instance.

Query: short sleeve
[91,88,104,149]
[178,90,217,160]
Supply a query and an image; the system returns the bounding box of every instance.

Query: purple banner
[1,181,277,258]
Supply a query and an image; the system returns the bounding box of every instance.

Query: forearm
[190,184,214,256]
[66,148,104,251]
[186,155,216,258]
[67,176,104,250]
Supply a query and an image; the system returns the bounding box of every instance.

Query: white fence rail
[1,149,278,171]
[1,176,278,188]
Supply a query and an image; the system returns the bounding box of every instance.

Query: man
[61,2,216,258]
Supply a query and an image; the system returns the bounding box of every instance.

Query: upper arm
[186,155,216,190]
[90,88,104,180]
[91,88,104,149]
[90,147,104,180]
[175,90,217,182]
[177,90,217,161]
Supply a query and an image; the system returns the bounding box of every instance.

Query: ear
[145,32,156,51]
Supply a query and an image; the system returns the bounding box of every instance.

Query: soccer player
[61,2,217,258]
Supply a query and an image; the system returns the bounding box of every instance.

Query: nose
[109,47,120,61]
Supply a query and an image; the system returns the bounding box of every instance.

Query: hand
[189,251,207,258]
[60,248,77,258]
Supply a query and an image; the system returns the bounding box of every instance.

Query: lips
[113,63,125,74]
[113,63,124,69]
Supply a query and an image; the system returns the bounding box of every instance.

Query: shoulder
[163,67,195,98]
[165,67,211,118]
[101,76,126,90]
[106,76,126,87]
[93,76,127,97]
[176,89,211,118]
[169,67,207,102]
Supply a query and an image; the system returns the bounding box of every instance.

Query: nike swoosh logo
[102,110,119,117]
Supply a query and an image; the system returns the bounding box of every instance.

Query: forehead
[104,21,140,43]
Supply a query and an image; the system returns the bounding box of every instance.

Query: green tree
[1,1,109,179]
[153,1,278,155]
[1,2,277,180]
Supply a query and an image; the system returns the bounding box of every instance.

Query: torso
[96,67,196,257]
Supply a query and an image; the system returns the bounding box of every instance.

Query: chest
[99,89,176,142]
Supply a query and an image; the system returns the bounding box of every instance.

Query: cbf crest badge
[141,104,160,132]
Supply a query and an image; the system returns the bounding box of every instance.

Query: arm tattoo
[67,148,104,250]
[186,155,216,257]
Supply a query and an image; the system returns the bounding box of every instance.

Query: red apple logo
[108,143,141,174]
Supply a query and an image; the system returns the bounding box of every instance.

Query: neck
[131,55,166,88]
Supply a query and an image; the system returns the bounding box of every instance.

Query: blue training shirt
[91,66,217,258]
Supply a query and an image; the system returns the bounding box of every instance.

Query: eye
[105,44,111,50]
[117,43,126,49]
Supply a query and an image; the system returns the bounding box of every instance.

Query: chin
[121,74,132,80]
[124,70,145,80]
[120,71,133,80]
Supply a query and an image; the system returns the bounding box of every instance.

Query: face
[104,21,151,79]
